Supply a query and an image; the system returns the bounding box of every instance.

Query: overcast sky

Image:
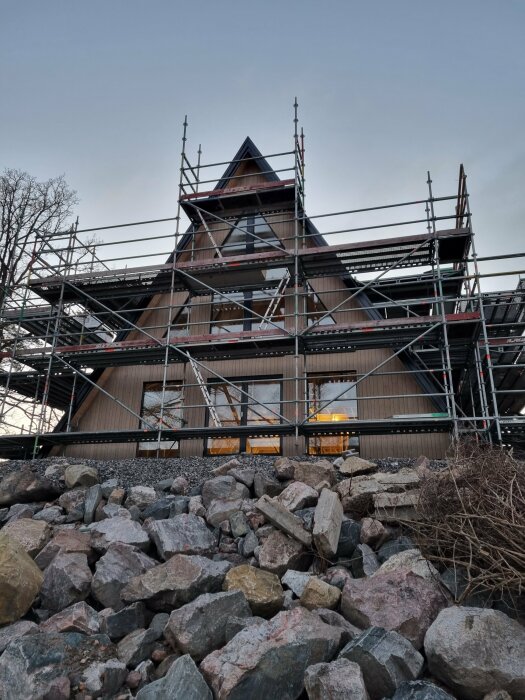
[1,1,524,289]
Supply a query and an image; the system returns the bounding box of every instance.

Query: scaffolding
[1,103,525,460]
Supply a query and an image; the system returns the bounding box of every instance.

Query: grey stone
[200,607,342,700]
[228,467,255,488]
[202,476,249,507]
[282,569,312,597]
[350,543,380,577]
[136,654,212,700]
[92,542,157,610]
[377,536,415,563]
[81,658,128,698]
[40,601,100,634]
[125,486,158,509]
[224,615,266,642]
[315,608,361,646]
[89,515,150,551]
[295,506,316,531]
[165,590,251,660]
[169,495,189,516]
[378,549,439,580]
[254,472,283,497]
[336,518,361,558]
[0,469,61,507]
[391,680,456,700]
[0,620,39,653]
[313,488,343,559]
[323,566,353,591]
[256,494,312,547]
[276,481,318,511]
[0,632,115,700]
[40,551,92,612]
[64,464,99,489]
[340,626,424,700]
[424,606,525,700]
[101,478,119,498]
[304,658,369,700]
[34,528,93,569]
[230,510,250,537]
[155,478,174,492]
[128,504,142,520]
[293,460,337,489]
[84,484,103,524]
[241,529,258,557]
[101,602,150,640]
[117,627,161,668]
[58,488,86,521]
[147,514,217,560]
[1,518,51,557]
[273,456,295,480]
[258,529,311,576]
[206,497,244,527]
[100,503,131,519]
[121,554,231,612]
[6,503,36,521]
[142,496,177,520]
[149,611,170,636]
[170,476,189,495]
[32,505,65,524]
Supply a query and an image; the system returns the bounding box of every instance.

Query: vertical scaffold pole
[293,98,301,448]
[465,170,502,443]
[427,172,459,440]
[156,116,188,456]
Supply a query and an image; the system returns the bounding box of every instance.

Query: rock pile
[0,455,523,699]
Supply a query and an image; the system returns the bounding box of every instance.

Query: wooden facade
[56,145,450,460]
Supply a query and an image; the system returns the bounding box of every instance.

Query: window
[206,379,282,455]
[221,215,282,256]
[307,372,358,455]
[167,304,191,340]
[211,290,285,335]
[137,382,183,457]
[306,286,335,327]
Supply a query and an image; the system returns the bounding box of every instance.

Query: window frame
[136,381,183,458]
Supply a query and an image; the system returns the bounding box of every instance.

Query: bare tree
[1,169,79,434]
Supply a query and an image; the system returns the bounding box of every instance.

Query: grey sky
[1,1,524,289]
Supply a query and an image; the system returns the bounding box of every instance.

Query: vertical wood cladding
[60,166,450,459]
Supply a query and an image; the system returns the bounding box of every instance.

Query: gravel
[0,454,447,490]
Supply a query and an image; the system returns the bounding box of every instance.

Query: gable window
[306,372,358,455]
[167,304,191,340]
[221,215,282,256]
[206,378,282,455]
[306,286,335,327]
[211,290,285,334]
[137,382,183,457]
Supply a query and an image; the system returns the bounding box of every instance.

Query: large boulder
[391,680,456,700]
[339,455,376,476]
[0,469,61,506]
[39,551,92,612]
[293,461,336,489]
[64,464,99,489]
[201,476,249,508]
[0,532,43,624]
[312,488,343,559]
[40,601,101,635]
[206,498,244,528]
[146,514,217,560]
[1,518,51,557]
[91,542,157,610]
[35,528,93,569]
[89,515,150,551]
[200,607,343,700]
[117,627,160,668]
[0,632,115,700]
[340,627,424,700]
[100,602,149,640]
[164,590,251,660]
[340,568,447,648]
[276,481,318,511]
[121,554,231,612]
[136,654,212,700]
[258,530,311,576]
[424,607,525,699]
[377,549,439,581]
[223,564,284,617]
[126,485,158,509]
[304,658,369,700]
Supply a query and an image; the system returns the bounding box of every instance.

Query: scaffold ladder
[258,270,290,330]
[187,354,222,427]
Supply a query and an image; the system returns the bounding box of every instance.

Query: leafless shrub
[407,440,525,603]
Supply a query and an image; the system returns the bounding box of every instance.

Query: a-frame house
[39,137,452,460]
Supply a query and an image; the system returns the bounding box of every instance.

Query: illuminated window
[307,373,358,455]
[206,379,282,455]
[221,215,282,256]
[137,382,183,457]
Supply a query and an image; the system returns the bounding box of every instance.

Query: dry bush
[408,440,525,603]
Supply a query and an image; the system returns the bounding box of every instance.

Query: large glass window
[206,379,282,455]
[167,305,191,340]
[221,215,282,256]
[137,382,183,457]
[211,290,285,334]
[307,373,358,455]
[306,287,335,327]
